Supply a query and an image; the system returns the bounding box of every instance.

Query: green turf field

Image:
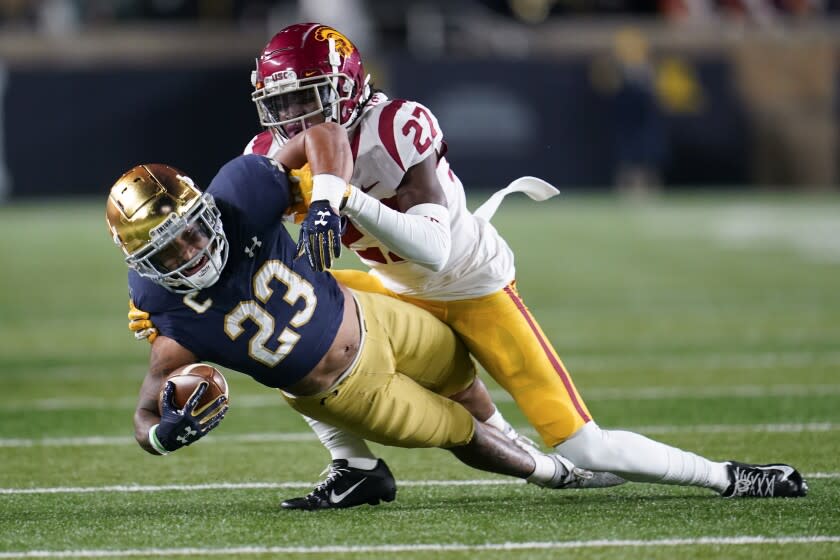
[1,194,838,559]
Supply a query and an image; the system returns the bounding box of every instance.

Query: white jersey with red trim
[244,93,515,301]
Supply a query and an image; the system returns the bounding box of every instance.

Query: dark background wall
[1,1,839,198]
[1,55,756,197]
[388,56,750,189]
[4,64,258,197]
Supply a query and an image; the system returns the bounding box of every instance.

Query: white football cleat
[531,454,627,490]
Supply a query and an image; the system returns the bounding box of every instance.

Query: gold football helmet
[106,164,228,293]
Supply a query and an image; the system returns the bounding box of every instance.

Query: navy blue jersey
[128,154,344,389]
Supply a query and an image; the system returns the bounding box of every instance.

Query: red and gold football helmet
[251,23,370,141]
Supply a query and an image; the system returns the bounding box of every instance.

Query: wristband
[312,174,348,211]
[148,424,170,456]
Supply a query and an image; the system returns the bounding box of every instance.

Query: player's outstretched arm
[341,154,452,270]
[133,336,225,455]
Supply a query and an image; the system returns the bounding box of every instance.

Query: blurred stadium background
[2,1,839,558]
[1,0,839,197]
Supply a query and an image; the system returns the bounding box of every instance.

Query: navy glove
[296,200,342,271]
[151,381,228,454]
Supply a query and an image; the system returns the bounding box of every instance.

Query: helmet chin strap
[362,74,371,99]
[188,246,223,290]
[344,74,372,130]
[327,38,341,122]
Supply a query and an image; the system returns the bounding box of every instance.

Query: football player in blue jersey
[105,129,609,509]
[124,115,810,506]
[123,16,811,503]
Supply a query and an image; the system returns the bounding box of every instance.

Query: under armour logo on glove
[176,426,199,444]
[314,210,331,227]
[296,200,342,271]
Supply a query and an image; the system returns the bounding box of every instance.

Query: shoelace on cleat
[309,464,351,497]
[571,467,594,482]
[731,466,776,497]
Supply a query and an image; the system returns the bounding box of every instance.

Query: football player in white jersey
[131,23,807,507]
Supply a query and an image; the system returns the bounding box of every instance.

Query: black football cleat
[281,459,397,510]
[721,461,808,498]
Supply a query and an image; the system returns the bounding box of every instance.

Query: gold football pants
[331,269,592,447]
[283,289,477,449]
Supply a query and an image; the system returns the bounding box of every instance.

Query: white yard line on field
[1,474,837,495]
[1,422,838,449]
[0,479,523,495]
[635,202,840,262]
[21,349,840,386]
[709,206,840,262]
[0,432,316,447]
[572,351,840,373]
[0,536,839,558]
[7,382,840,411]
[628,422,840,435]
[488,384,840,404]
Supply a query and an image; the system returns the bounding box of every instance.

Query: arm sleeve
[342,187,451,271]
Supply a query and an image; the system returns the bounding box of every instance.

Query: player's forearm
[134,373,164,454]
[303,122,353,181]
[133,406,161,455]
[342,187,452,271]
[134,336,196,455]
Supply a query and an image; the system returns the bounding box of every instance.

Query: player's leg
[288,371,573,487]
[283,291,577,488]
[466,285,731,489]
[444,282,805,497]
[448,282,728,491]
[331,269,528,439]
[446,377,495,424]
[280,270,394,507]
[555,422,807,497]
[403,285,620,488]
[357,290,584,488]
[286,379,530,509]
[276,415,394,510]
[299,415,378,469]
[277,271,400,510]
[556,421,731,488]
[281,272,529,509]
[407,282,591,447]
[447,375,540,451]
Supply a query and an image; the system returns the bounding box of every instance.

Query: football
[159,363,229,414]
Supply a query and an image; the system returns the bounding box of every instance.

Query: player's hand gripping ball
[161,363,229,413]
[153,364,229,453]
